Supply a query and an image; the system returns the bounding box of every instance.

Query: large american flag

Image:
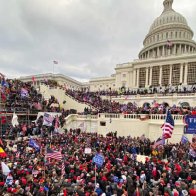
[161,110,174,139]
[46,148,62,160]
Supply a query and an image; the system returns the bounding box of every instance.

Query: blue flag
[181,135,189,144]
[93,154,104,167]
[29,138,40,152]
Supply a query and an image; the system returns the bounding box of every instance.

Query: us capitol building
[21,0,196,92]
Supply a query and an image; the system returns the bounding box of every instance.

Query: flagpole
[94,164,97,191]
[44,145,47,179]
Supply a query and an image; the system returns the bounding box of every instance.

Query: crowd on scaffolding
[0,77,78,138]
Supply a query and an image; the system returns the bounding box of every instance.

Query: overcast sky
[0,0,196,82]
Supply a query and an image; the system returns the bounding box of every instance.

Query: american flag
[46,148,62,160]
[161,110,174,139]
[61,162,65,177]
[53,60,58,64]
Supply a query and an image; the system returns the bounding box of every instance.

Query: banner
[84,148,92,154]
[20,88,29,98]
[43,113,54,126]
[184,115,196,134]
[93,154,104,167]
[29,138,40,152]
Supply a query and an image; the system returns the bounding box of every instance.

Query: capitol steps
[39,84,97,113]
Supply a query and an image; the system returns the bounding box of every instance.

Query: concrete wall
[63,113,192,143]
[63,114,98,133]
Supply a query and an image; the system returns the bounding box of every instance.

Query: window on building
[162,65,170,86]
[187,62,196,84]
[100,121,106,126]
[152,66,160,86]
[171,64,180,85]
[122,74,126,77]
[139,68,146,88]
[122,82,126,87]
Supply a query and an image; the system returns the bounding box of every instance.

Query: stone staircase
[39,84,98,113]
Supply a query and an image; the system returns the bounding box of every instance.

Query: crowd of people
[0,131,195,195]
[0,75,196,195]
[96,84,196,96]
[0,78,63,114]
[0,77,77,138]
[66,89,195,115]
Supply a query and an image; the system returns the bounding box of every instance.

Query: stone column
[180,63,183,84]
[169,64,173,85]
[137,69,139,88]
[157,47,160,57]
[159,65,162,86]
[147,51,150,58]
[173,44,176,55]
[184,45,187,53]
[184,63,188,85]
[179,44,182,54]
[149,67,152,86]
[133,69,136,87]
[145,67,149,87]
[162,46,165,56]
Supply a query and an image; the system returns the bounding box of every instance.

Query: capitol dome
[139,0,196,59]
